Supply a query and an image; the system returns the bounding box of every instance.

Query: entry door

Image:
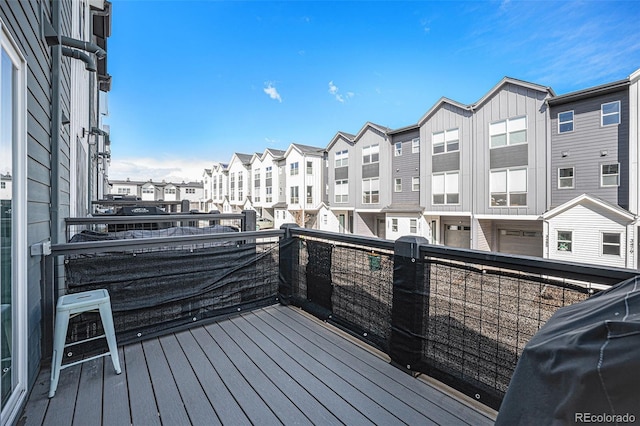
[338,214,345,233]
[377,218,386,239]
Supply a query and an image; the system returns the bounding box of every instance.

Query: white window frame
[602,232,621,256]
[290,186,299,204]
[558,167,575,189]
[334,179,348,203]
[362,177,379,204]
[601,163,620,187]
[335,150,348,167]
[557,230,573,252]
[490,116,527,148]
[391,218,398,232]
[394,178,402,192]
[490,168,527,207]
[290,162,299,176]
[411,138,420,154]
[558,111,574,133]
[432,128,459,155]
[362,144,379,164]
[410,219,417,234]
[394,142,402,156]
[601,101,620,127]
[412,176,420,192]
[0,20,28,425]
[306,161,313,175]
[432,172,460,205]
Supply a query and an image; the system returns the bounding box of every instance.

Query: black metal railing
[278,226,639,410]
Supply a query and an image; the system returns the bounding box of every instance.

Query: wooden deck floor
[19,305,495,425]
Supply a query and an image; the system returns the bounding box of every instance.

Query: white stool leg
[98,301,121,374]
[49,309,70,398]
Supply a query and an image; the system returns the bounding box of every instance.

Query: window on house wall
[335,179,348,203]
[290,162,299,176]
[601,101,621,126]
[306,186,313,204]
[557,231,572,252]
[490,168,527,206]
[412,176,420,192]
[335,150,348,167]
[142,187,154,194]
[602,232,621,256]
[490,116,527,148]
[412,138,420,153]
[558,111,574,133]
[410,219,417,234]
[601,163,619,187]
[323,214,328,225]
[558,167,575,189]
[362,144,379,164]
[391,218,398,232]
[265,166,272,179]
[394,142,402,156]
[238,172,243,199]
[230,173,235,200]
[306,161,313,174]
[394,178,402,192]
[0,182,4,189]
[362,178,379,204]
[165,188,175,194]
[432,129,459,154]
[432,172,459,204]
[254,169,260,188]
[290,186,299,204]
[266,187,272,203]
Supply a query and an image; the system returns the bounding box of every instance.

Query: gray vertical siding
[473,83,549,215]
[550,90,630,209]
[420,102,473,213]
[354,127,390,210]
[327,137,354,207]
[390,129,420,205]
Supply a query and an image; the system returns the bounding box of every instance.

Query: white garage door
[444,225,471,249]
[498,229,543,257]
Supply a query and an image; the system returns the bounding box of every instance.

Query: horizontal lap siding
[550,90,629,209]
[0,0,53,383]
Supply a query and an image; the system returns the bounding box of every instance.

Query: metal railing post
[389,235,429,373]
[278,224,299,305]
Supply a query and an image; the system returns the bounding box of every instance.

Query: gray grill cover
[496,277,640,425]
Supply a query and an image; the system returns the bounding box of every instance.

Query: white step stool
[49,289,121,397]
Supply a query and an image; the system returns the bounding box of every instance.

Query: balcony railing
[40,217,639,412]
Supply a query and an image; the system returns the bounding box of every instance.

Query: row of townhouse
[201,68,640,270]
[108,178,204,210]
[1,0,113,422]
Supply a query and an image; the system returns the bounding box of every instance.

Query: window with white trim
[306,185,313,204]
[362,144,379,164]
[557,231,572,252]
[432,172,459,205]
[290,186,299,204]
[394,142,402,156]
[432,129,459,154]
[334,179,348,203]
[558,111,574,133]
[410,219,417,234]
[265,166,272,179]
[601,101,620,126]
[601,163,619,187]
[142,187,154,194]
[362,177,379,204]
[335,150,348,167]
[412,176,420,192]
[290,162,299,176]
[490,168,527,206]
[266,187,272,203]
[602,232,621,256]
[558,167,574,189]
[391,218,398,232]
[306,161,313,175]
[394,178,402,192]
[490,116,527,148]
[412,138,420,153]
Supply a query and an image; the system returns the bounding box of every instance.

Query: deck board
[19,305,496,426]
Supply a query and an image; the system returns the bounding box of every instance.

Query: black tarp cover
[496,277,640,425]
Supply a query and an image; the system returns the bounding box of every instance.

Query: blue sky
[106,0,640,183]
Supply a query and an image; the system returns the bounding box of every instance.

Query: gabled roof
[326,131,356,152]
[325,122,389,152]
[472,77,554,110]
[387,123,420,136]
[418,97,470,126]
[284,143,325,158]
[542,193,635,222]
[228,153,252,169]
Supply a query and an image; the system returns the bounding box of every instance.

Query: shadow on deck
[19,305,495,425]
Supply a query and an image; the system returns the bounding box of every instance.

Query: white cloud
[108,157,212,184]
[263,82,282,102]
[328,81,353,103]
